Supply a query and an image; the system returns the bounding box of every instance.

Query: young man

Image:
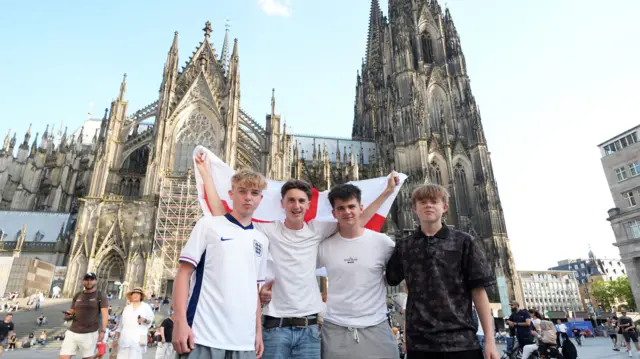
[59,272,109,359]
[317,184,398,359]
[507,302,533,349]
[618,309,639,357]
[173,169,269,359]
[195,152,398,359]
[386,184,498,359]
[0,314,14,356]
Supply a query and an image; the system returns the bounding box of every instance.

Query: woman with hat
[112,287,154,359]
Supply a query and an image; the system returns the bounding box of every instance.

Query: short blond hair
[231,169,268,190]
[411,184,450,205]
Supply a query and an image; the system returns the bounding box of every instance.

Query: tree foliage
[591,279,616,311]
[591,276,637,312]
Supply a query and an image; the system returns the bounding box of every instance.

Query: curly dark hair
[280,179,313,200]
[328,184,361,208]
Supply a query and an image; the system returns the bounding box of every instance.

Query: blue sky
[1,0,639,270]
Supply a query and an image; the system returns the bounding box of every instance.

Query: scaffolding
[146,174,202,297]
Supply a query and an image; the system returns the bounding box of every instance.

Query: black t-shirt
[386,225,496,352]
[509,309,532,339]
[620,316,634,332]
[161,318,174,343]
[0,321,14,339]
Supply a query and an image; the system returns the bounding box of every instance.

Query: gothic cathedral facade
[0,1,522,304]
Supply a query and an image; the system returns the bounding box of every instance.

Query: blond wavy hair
[231,169,268,190]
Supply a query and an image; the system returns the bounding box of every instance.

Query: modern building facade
[550,250,626,315]
[0,1,520,304]
[598,124,640,310]
[519,270,584,320]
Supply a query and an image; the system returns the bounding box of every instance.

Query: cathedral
[0,0,523,305]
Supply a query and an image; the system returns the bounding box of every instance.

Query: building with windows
[519,270,584,320]
[599,124,640,311]
[550,250,626,316]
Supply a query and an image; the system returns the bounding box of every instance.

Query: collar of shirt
[413,224,450,240]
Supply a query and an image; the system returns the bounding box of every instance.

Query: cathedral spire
[30,132,39,156]
[22,123,32,147]
[9,132,16,150]
[3,129,10,151]
[220,23,231,76]
[271,88,276,117]
[119,73,127,101]
[60,126,68,147]
[203,21,213,41]
[231,38,239,59]
[365,0,383,65]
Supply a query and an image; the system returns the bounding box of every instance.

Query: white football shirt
[179,214,269,351]
[255,220,336,317]
[317,229,395,328]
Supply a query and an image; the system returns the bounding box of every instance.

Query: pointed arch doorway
[95,251,125,296]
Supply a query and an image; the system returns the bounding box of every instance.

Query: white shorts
[60,330,98,357]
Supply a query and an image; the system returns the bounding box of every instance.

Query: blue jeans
[477,334,485,353]
[506,337,514,353]
[262,325,321,359]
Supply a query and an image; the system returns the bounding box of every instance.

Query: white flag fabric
[192,145,407,231]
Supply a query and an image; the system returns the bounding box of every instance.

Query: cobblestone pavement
[1,337,634,358]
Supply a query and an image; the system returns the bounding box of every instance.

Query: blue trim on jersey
[224,213,254,230]
[186,250,206,327]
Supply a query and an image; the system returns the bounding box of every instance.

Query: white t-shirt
[556,323,567,333]
[317,229,395,328]
[255,220,336,317]
[179,214,269,351]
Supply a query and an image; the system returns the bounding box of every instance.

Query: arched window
[430,162,443,185]
[421,32,434,64]
[173,112,217,172]
[454,163,470,216]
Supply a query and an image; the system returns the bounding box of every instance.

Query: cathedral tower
[352,0,522,305]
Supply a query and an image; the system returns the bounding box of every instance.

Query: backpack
[68,291,102,320]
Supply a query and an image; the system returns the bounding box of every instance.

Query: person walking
[317,184,399,359]
[112,287,154,359]
[386,184,499,359]
[155,308,175,359]
[0,314,14,356]
[59,272,109,359]
[618,310,640,357]
[605,319,620,351]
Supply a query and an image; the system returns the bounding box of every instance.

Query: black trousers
[407,349,484,359]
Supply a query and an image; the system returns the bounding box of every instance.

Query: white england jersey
[179,214,269,351]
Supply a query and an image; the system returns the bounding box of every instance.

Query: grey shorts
[321,320,399,359]
[178,344,256,359]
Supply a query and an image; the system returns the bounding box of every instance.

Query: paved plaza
[0,337,635,358]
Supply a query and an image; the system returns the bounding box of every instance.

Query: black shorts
[611,334,618,340]
[623,331,638,343]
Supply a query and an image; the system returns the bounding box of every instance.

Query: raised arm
[360,171,399,225]
[195,152,226,216]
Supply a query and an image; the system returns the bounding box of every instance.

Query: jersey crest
[253,239,263,257]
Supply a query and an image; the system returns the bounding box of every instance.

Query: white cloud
[258,0,292,17]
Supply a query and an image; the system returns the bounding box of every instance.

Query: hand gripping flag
[192,145,407,231]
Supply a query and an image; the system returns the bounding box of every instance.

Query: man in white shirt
[172,169,269,359]
[555,320,568,346]
[196,153,397,359]
[317,184,398,359]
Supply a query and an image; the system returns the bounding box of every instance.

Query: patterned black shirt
[386,225,495,353]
